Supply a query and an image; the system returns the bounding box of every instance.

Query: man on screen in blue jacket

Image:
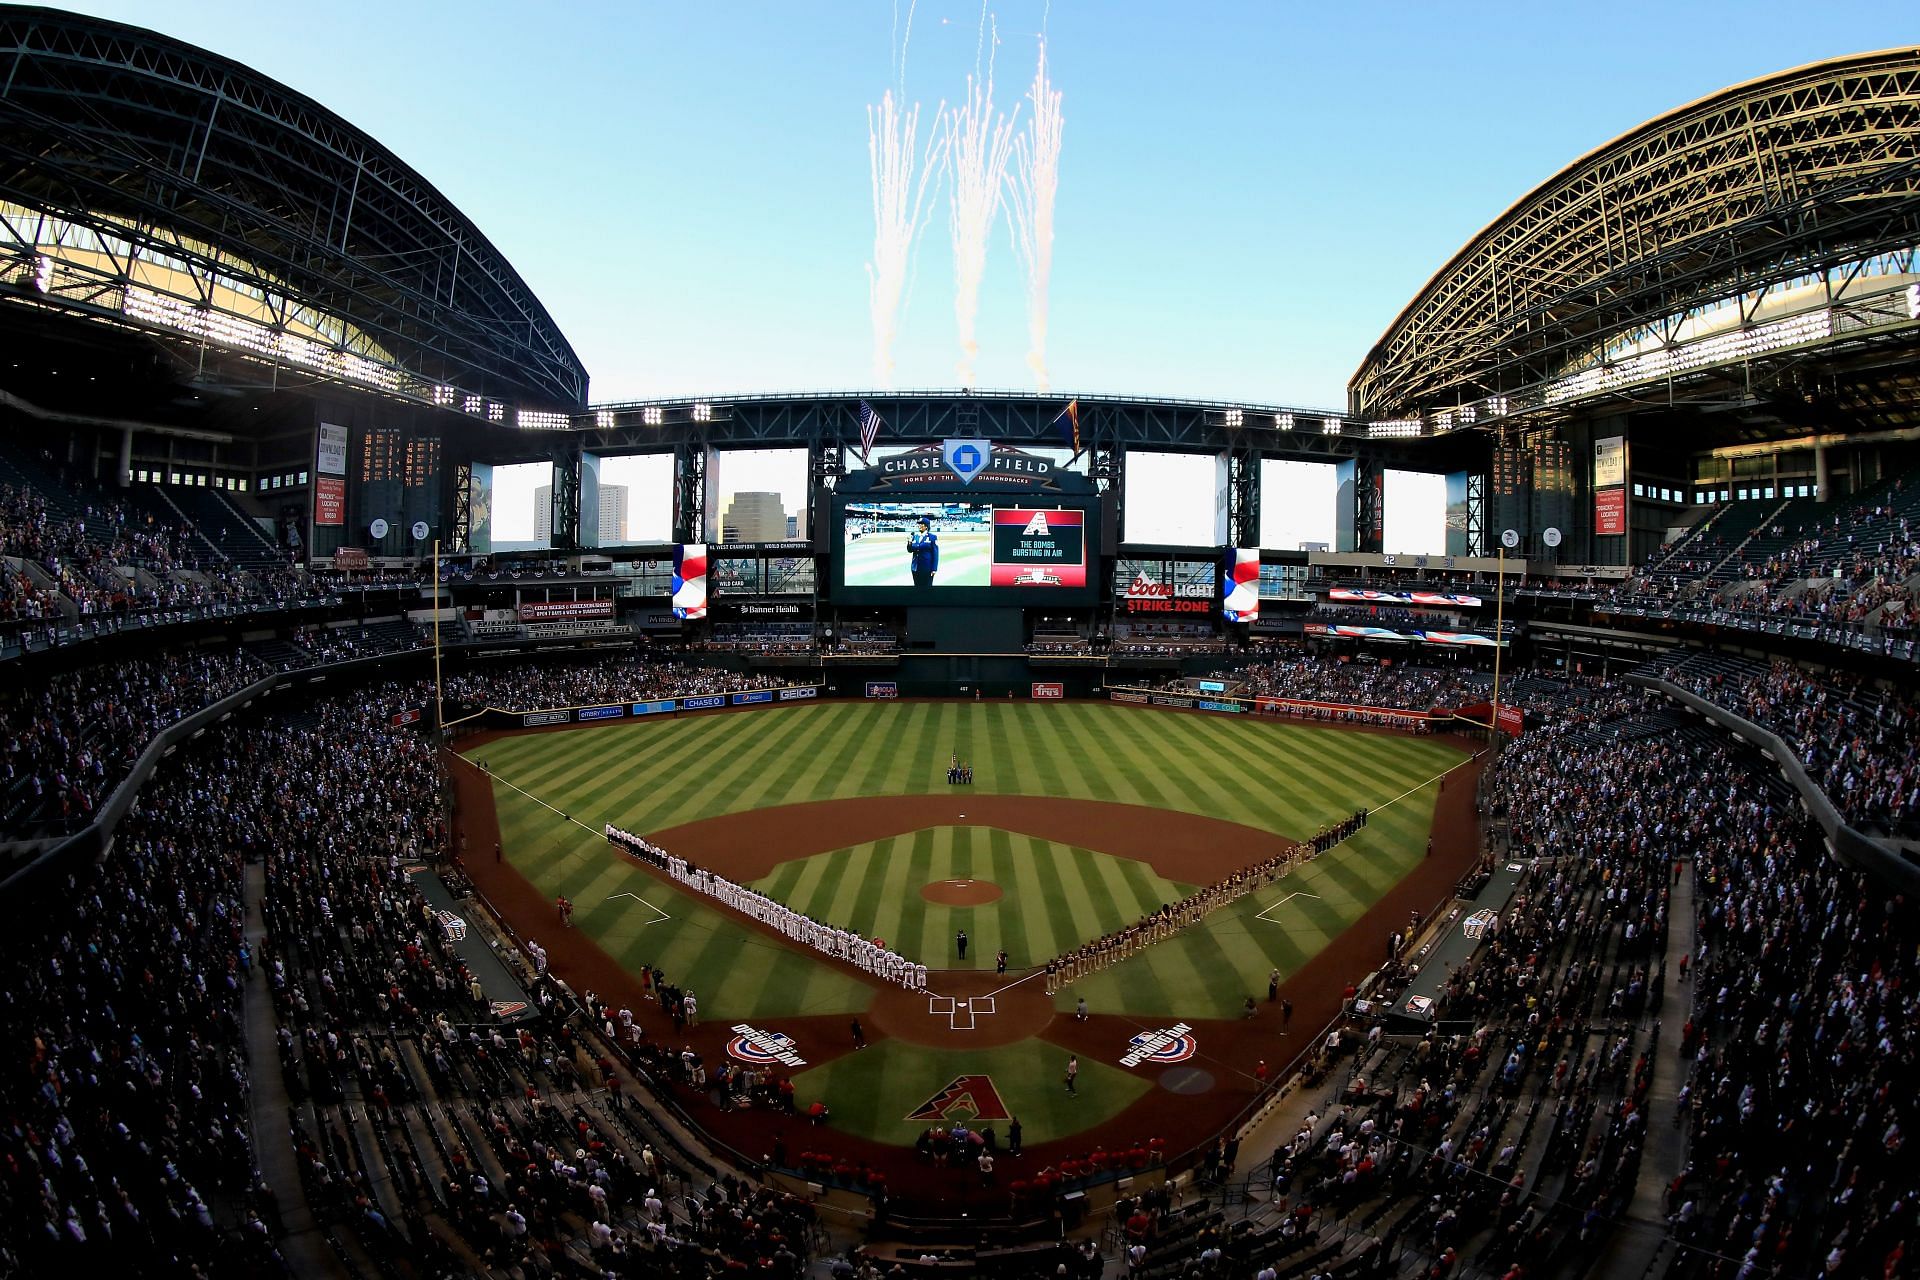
[907,517,940,587]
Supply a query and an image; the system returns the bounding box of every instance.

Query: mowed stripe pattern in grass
[493,785,875,1019]
[467,702,1465,840]
[1055,785,1440,1020]
[756,827,1194,971]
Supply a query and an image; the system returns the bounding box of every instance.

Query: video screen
[840,501,1088,593]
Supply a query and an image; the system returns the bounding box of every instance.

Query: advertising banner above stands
[1328,588,1484,608]
[1305,623,1508,647]
[518,599,615,622]
[1593,436,1627,488]
[314,476,345,526]
[839,441,1095,494]
[494,687,825,731]
[1121,571,1210,613]
[1594,486,1627,536]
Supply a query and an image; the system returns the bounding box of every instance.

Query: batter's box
[604,892,672,923]
[927,994,997,1030]
[1255,891,1322,924]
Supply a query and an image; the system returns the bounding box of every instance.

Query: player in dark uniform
[907,518,940,587]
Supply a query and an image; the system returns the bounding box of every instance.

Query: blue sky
[56,1,1920,410]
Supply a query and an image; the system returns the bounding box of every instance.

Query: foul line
[1369,757,1469,817]
[604,892,672,923]
[451,753,607,839]
[1255,892,1323,923]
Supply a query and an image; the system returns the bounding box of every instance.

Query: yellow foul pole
[433,539,444,732]
[1490,542,1506,736]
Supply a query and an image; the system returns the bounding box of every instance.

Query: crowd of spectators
[1661,656,1920,833]
[1235,655,1482,709]
[0,646,265,831]
[441,654,795,712]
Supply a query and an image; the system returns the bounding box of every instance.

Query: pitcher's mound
[921,878,1003,906]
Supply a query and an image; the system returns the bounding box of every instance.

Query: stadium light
[487,401,506,423]
[516,409,570,431]
[642,406,665,426]
[463,394,484,416]
[692,402,713,422]
[595,409,616,430]
[1322,418,1343,436]
[1367,419,1423,439]
[432,385,455,407]
[1224,407,1244,428]
[1275,412,1295,431]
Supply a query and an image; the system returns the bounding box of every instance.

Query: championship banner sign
[1329,588,1483,608]
[865,681,900,698]
[518,599,615,622]
[1031,682,1064,699]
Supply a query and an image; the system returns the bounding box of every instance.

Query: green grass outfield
[475,703,1464,1029]
[842,529,991,588]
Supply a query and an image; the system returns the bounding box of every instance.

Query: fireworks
[866,89,944,387]
[943,10,1019,386]
[1008,40,1063,390]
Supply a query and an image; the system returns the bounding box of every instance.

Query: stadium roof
[1349,48,1920,427]
[0,4,587,411]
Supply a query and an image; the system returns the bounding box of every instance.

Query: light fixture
[1322,419,1343,436]
[1275,412,1294,431]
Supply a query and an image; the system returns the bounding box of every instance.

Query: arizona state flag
[1051,399,1081,460]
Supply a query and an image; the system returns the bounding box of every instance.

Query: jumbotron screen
[836,500,1093,602]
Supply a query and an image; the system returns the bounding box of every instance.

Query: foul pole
[433,539,444,732]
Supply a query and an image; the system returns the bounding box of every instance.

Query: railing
[1629,674,1920,893]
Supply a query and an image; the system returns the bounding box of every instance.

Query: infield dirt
[448,725,1487,1214]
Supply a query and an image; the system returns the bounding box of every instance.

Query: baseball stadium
[0,7,1916,1280]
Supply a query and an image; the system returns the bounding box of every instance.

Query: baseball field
[451,699,1478,1186]
[842,529,992,587]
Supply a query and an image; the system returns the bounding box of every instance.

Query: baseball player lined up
[605,824,925,989]
[1041,835,1326,993]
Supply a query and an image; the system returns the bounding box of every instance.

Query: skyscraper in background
[532,483,627,544]
[597,483,628,544]
[720,491,789,543]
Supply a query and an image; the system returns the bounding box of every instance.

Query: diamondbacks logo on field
[1121,1022,1196,1068]
[1461,908,1499,940]
[436,909,469,941]
[726,1024,806,1067]
[490,1001,528,1019]
[906,1074,1010,1122]
[1021,510,1052,536]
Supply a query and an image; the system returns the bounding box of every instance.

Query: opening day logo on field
[725,1024,806,1067]
[1121,1023,1197,1067]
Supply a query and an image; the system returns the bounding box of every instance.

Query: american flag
[857,399,883,461]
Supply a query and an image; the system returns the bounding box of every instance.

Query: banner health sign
[577,705,626,721]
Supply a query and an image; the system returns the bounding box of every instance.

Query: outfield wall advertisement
[503,687,822,729]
